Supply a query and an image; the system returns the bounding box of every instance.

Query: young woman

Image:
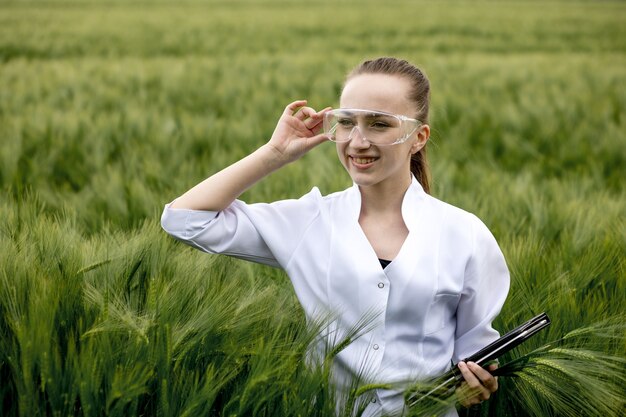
[161,57,510,416]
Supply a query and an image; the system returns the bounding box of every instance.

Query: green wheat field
[1,0,625,416]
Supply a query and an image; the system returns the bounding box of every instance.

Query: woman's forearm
[169,101,329,211]
[168,144,287,211]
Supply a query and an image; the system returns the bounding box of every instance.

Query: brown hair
[346,57,431,194]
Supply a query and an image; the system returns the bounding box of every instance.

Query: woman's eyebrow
[360,110,391,117]
[363,112,394,120]
[335,110,395,120]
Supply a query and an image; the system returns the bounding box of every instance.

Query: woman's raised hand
[266,100,331,164]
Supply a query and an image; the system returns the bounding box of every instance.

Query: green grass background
[1,1,625,416]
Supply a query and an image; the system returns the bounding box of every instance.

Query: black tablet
[406,312,551,407]
[462,312,551,367]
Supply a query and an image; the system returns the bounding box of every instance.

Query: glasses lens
[324,110,407,145]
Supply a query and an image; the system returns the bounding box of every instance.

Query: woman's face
[337,73,429,191]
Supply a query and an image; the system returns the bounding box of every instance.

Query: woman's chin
[347,172,381,187]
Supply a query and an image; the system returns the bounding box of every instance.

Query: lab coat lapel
[328,184,389,326]
[383,179,439,305]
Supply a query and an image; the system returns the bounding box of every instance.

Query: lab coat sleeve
[160,188,322,268]
[453,216,510,362]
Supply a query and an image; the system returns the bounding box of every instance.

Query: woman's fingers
[304,107,332,132]
[457,361,496,406]
[485,363,500,391]
[269,102,331,163]
[467,362,498,392]
[284,101,331,131]
[457,362,485,400]
[283,100,308,117]
[296,106,315,121]
[284,100,316,123]
[298,106,330,132]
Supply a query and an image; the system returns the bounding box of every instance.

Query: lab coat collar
[348,175,427,231]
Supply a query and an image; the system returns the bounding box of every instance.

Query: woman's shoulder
[422,193,497,241]
[425,194,479,221]
[318,185,355,201]
[286,184,356,208]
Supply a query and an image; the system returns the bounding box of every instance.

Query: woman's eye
[371,122,390,129]
[337,118,354,127]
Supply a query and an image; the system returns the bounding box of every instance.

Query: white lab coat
[161,177,510,417]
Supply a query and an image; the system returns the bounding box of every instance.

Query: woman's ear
[410,124,430,154]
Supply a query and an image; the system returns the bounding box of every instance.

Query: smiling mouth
[351,156,378,164]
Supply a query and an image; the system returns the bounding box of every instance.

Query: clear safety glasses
[323,108,422,146]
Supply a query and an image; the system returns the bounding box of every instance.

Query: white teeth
[353,157,376,164]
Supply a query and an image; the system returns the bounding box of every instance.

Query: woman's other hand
[455,361,498,407]
[266,100,331,164]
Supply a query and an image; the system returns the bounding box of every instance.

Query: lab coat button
[372,344,379,350]
[371,398,377,403]
[377,282,384,288]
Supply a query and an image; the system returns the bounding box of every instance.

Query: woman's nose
[348,126,371,148]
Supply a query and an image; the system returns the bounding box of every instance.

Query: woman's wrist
[258,143,293,169]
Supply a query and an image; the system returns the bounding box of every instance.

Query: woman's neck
[358,175,412,216]
[357,175,412,260]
